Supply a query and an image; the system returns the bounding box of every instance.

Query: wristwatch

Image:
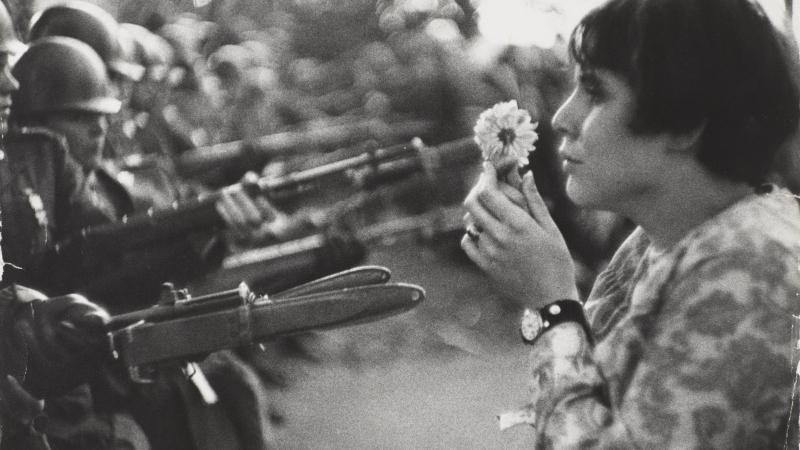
[520,299,593,345]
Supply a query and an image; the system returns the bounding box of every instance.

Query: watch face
[521,308,543,342]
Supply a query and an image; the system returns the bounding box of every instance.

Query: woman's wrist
[521,299,593,346]
[529,284,580,310]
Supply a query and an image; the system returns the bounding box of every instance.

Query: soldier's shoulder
[6,126,69,151]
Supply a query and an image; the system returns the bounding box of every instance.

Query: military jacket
[0,127,84,291]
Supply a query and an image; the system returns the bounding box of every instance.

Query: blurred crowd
[105,0,631,274]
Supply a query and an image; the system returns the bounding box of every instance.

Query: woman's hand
[461,162,578,308]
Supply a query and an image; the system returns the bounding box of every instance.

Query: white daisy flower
[473,100,538,168]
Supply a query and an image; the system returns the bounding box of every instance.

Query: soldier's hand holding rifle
[4,286,111,399]
[215,171,311,246]
[0,285,109,447]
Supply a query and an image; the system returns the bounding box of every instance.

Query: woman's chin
[565,180,595,208]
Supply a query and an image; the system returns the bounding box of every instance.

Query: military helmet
[208,44,252,82]
[11,37,122,117]
[120,23,174,81]
[0,1,25,57]
[28,1,144,81]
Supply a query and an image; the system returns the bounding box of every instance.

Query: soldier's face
[0,52,18,134]
[42,112,109,169]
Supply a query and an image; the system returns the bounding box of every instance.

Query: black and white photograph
[0,0,798,448]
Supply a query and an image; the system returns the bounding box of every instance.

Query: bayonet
[109,281,424,369]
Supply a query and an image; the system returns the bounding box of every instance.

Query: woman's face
[43,111,109,169]
[551,66,671,214]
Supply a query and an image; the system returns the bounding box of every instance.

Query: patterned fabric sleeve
[528,247,797,449]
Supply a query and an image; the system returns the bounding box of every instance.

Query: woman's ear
[667,122,705,153]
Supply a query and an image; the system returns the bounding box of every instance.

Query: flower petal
[473,100,539,162]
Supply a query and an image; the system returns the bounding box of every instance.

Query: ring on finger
[466,224,480,242]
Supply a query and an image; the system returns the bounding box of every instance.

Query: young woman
[462,0,800,447]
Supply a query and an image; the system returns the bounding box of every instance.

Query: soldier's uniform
[0,126,85,293]
[0,124,149,299]
[7,33,276,449]
[1,124,271,450]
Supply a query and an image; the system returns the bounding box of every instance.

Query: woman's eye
[582,83,605,103]
[577,72,606,103]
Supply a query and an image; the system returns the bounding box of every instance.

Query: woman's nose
[551,92,578,139]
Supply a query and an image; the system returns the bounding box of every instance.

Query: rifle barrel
[60,137,478,255]
[176,118,434,178]
[108,265,393,329]
[107,287,245,329]
[221,203,466,272]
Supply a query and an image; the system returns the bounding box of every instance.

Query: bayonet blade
[271,265,391,300]
[111,283,424,367]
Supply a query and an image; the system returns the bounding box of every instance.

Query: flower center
[497,128,516,146]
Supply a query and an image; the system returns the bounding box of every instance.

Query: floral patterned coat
[520,187,800,449]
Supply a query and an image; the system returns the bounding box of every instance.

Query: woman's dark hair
[569,0,800,186]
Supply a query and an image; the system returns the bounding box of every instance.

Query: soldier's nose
[90,115,109,136]
[0,69,18,94]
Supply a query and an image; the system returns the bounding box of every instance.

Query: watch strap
[521,299,593,345]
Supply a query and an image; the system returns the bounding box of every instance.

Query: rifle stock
[53,137,479,256]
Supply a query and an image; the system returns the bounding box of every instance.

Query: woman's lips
[560,153,582,173]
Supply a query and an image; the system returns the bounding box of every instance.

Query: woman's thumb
[522,173,556,229]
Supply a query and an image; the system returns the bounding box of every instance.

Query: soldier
[155,19,228,152]
[12,32,290,297]
[120,22,186,160]
[7,34,293,450]
[6,36,139,299]
[0,286,111,450]
[0,3,114,449]
[27,0,176,167]
[27,1,145,106]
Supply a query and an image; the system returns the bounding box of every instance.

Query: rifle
[187,203,466,295]
[175,117,435,180]
[50,137,479,258]
[106,266,424,380]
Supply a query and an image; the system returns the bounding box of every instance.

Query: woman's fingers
[521,173,559,232]
[473,185,533,235]
[498,182,526,209]
[460,233,486,267]
[464,192,507,241]
[464,166,539,246]
[460,230,500,272]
